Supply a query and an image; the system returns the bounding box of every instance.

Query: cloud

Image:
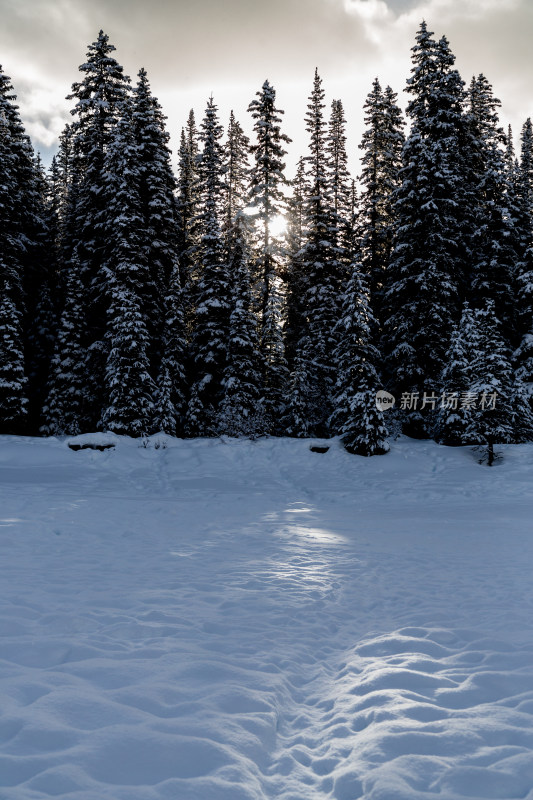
[343,0,533,143]
[0,0,377,166]
[0,0,375,88]
[1,0,532,170]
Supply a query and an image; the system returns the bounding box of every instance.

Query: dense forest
[1,22,533,459]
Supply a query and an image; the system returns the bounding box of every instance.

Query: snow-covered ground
[1,433,533,800]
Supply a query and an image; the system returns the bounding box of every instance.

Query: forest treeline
[1,22,533,457]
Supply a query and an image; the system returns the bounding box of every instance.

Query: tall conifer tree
[330,266,388,456]
[100,106,155,436]
[177,111,200,341]
[185,97,231,436]
[132,68,179,374]
[359,79,404,320]
[66,31,131,419]
[468,74,518,340]
[247,80,291,430]
[219,213,263,436]
[153,262,187,436]
[382,24,470,437]
[289,70,339,435]
[0,66,47,433]
[41,254,88,436]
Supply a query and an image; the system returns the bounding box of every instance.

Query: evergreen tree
[0,66,49,434]
[177,111,200,338]
[132,67,179,373]
[66,31,131,417]
[468,74,518,340]
[100,106,155,435]
[247,80,291,429]
[465,302,515,464]
[24,155,58,431]
[358,79,404,319]
[382,24,470,437]
[223,111,250,234]
[284,341,313,438]
[101,285,155,437]
[0,69,22,301]
[327,98,352,274]
[41,254,88,436]
[153,262,187,436]
[345,180,360,274]
[290,70,338,435]
[519,117,533,217]
[219,213,263,437]
[0,283,28,433]
[514,119,533,383]
[284,156,308,370]
[0,65,44,307]
[330,266,388,456]
[185,97,231,436]
[53,124,81,299]
[435,303,479,446]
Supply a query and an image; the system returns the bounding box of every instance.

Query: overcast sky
[1,0,532,176]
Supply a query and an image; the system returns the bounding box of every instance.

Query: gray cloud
[0,0,377,170]
[1,0,532,173]
[0,0,374,88]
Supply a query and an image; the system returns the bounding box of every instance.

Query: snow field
[1,434,533,799]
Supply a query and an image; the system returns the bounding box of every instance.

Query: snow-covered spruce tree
[132,68,179,373]
[24,156,58,431]
[284,340,313,438]
[99,106,155,436]
[66,31,131,421]
[327,98,352,275]
[345,179,360,276]
[247,80,291,431]
[0,68,24,304]
[437,301,532,449]
[176,111,200,340]
[382,24,471,438]
[219,212,263,437]
[0,66,50,434]
[509,375,533,444]
[101,286,155,437]
[0,65,46,305]
[0,283,28,434]
[358,79,405,321]
[153,261,187,436]
[467,74,519,342]
[330,266,388,456]
[223,111,250,234]
[326,98,354,388]
[514,119,533,385]
[0,104,21,433]
[41,254,89,436]
[218,120,262,437]
[504,124,521,202]
[185,97,231,437]
[519,117,533,216]
[289,70,339,436]
[284,156,308,371]
[435,303,480,446]
[465,302,515,465]
[53,124,81,300]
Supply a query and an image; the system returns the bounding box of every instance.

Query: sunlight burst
[269,214,287,238]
